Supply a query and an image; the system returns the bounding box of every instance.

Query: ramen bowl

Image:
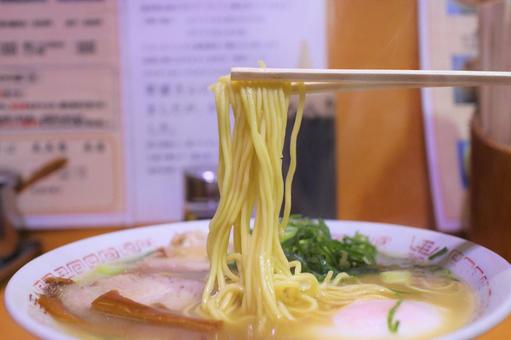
[5,220,511,339]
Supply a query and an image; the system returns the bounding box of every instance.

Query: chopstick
[232,68,511,87]
[292,81,478,94]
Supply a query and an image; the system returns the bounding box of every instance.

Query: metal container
[183,167,220,220]
[0,169,23,259]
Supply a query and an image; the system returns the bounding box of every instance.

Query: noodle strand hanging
[201,75,391,328]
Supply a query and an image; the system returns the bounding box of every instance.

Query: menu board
[0,0,327,228]
[418,0,478,232]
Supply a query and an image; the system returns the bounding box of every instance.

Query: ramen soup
[39,76,476,339]
[39,230,475,340]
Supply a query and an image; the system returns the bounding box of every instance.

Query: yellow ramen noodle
[200,76,391,328]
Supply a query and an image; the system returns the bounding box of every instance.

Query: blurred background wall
[0,0,479,231]
[330,0,434,228]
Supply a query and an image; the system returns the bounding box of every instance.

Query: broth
[40,263,475,339]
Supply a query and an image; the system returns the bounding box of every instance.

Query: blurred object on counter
[478,0,511,145]
[469,0,511,261]
[0,169,22,259]
[282,40,337,219]
[284,92,337,219]
[470,118,511,261]
[183,167,219,220]
[0,157,66,281]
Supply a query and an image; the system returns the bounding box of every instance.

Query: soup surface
[37,230,475,340]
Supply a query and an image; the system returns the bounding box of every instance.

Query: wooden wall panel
[328,0,434,228]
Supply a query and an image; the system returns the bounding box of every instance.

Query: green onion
[281,216,377,280]
[428,247,449,261]
[387,299,403,334]
[381,270,411,284]
[95,264,125,276]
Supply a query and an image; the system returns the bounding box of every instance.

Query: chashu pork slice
[58,273,204,317]
[133,230,210,274]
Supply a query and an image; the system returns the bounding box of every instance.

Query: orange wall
[328,0,434,228]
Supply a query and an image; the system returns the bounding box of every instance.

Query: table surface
[1,228,510,339]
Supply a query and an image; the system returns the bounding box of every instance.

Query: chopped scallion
[281,215,377,280]
[387,299,403,334]
[381,270,411,284]
[428,247,449,261]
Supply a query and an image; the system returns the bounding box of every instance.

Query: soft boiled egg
[316,299,446,339]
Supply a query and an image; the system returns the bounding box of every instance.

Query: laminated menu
[0,0,327,228]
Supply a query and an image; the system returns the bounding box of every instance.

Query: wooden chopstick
[232,67,511,86]
[291,81,477,94]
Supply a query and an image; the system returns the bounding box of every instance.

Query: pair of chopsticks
[230,68,511,93]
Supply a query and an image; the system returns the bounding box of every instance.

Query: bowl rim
[5,219,511,340]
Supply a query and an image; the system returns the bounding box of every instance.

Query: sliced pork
[55,273,204,317]
[133,230,210,274]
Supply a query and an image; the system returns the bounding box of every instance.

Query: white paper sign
[0,0,326,228]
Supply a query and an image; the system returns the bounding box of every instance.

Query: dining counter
[1,227,510,339]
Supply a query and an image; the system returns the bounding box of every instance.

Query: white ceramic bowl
[5,220,511,339]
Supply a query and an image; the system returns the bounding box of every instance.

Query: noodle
[200,75,392,329]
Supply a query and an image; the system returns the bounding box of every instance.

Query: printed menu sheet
[418,0,478,232]
[0,0,326,228]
